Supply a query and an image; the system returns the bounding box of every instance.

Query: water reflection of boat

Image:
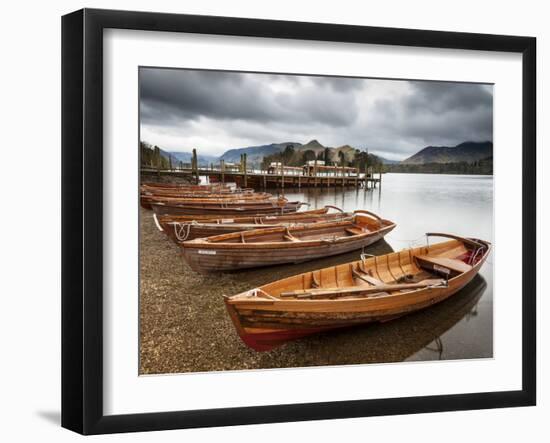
[225,234,490,351]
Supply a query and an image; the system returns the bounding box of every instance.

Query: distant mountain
[296,139,324,154]
[378,156,400,165]
[167,151,218,167]
[220,142,302,166]
[402,141,493,165]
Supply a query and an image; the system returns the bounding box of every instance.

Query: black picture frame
[61,8,537,435]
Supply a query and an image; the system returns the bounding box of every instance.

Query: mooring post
[195,148,199,184]
[281,160,285,193]
[154,146,161,178]
[314,160,318,187]
[243,153,248,188]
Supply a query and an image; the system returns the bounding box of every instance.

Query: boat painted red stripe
[238,327,340,351]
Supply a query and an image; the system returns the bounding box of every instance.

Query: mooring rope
[174,222,193,242]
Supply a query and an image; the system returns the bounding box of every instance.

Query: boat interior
[250,237,490,300]
[200,215,394,244]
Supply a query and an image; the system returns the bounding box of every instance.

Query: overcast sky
[139,68,493,160]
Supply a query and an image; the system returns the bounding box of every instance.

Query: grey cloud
[367,81,493,155]
[140,68,493,159]
[140,68,359,128]
[405,81,492,114]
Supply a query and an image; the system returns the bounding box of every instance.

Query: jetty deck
[141,168,381,189]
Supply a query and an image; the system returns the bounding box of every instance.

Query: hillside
[167,151,218,167]
[219,142,301,165]
[378,156,400,165]
[295,139,324,154]
[402,141,493,165]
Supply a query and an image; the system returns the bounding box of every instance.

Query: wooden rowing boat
[223,233,491,351]
[180,212,396,273]
[154,205,331,224]
[140,192,274,209]
[141,182,233,191]
[155,207,377,243]
[142,189,272,199]
[150,200,304,216]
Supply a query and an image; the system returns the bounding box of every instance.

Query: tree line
[141,142,186,170]
[383,156,493,175]
[260,145,383,173]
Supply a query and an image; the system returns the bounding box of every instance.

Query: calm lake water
[254,173,494,362]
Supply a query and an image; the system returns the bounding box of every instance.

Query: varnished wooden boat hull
[224,236,491,351]
[181,216,396,273]
[183,232,389,272]
[141,195,281,210]
[141,188,271,198]
[153,207,329,223]
[156,209,351,243]
[150,201,302,216]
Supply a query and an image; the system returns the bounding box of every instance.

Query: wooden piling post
[221,159,225,184]
[191,148,198,184]
[314,160,318,187]
[243,153,248,188]
[154,146,161,178]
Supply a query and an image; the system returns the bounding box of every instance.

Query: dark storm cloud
[140,68,493,159]
[140,68,359,128]
[368,81,493,155]
[405,81,493,114]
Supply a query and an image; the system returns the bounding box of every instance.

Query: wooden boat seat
[414,255,472,275]
[352,269,384,286]
[345,227,364,236]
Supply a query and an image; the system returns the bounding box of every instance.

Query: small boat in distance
[224,233,491,351]
[180,212,396,273]
[155,206,363,243]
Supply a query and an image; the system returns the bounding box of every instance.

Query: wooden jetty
[141,148,382,190]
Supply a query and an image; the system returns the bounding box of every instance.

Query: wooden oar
[280,279,445,299]
[352,269,383,286]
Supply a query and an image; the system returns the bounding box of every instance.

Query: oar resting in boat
[223,233,491,351]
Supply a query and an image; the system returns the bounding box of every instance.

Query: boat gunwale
[181,216,396,250]
[225,238,492,307]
